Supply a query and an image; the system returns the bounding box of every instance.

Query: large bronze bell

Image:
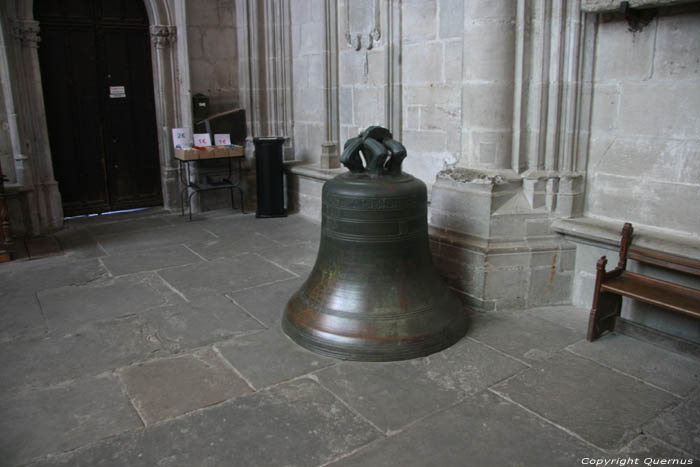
[283,127,468,361]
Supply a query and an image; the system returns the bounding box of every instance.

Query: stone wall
[187,0,239,114]
[584,5,700,237]
[564,4,700,341]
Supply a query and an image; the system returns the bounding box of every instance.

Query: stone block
[405,105,421,130]
[332,391,596,467]
[228,276,306,326]
[468,310,582,362]
[53,227,105,260]
[340,87,353,124]
[402,129,447,155]
[186,232,272,261]
[587,172,700,235]
[307,53,324,89]
[463,22,515,81]
[618,82,700,138]
[404,42,443,84]
[444,39,462,82]
[402,0,437,43]
[38,273,177,334]
[256,241,319,275]
[201,28,237,60]
[186,0,220,26]
[526,305,590,334]
[367,50,384,86]
[0,374,142,467]
[594,19,655,81]
[300,21,323,54]
[33,379,380,467]
[590,83,620,131]
[141,294,263,350]
[591,136,700,185]
[316,357,464,432]
[0,316,168,393]
[569,334,700,397]
[465,0,516,20]
[189,58,216,92]
[573,270,596,308]
[93,223,218,254]
[492,352,679,450]
[645,389,700,458]
[654,11,700,80]
[100,245,203,276]
[617,435,694,460]
[119,348,252,425]
[291,0,312,24]
[420,104,460,132]
[461,81,514,130]
[439,0,464,39]
[405,84,460,106]
[339,50,367,86]
[527,268,573,307]
[158,252,296,299]
[483,268,528,306]
[352,87,382,128]
[216,328,334,390]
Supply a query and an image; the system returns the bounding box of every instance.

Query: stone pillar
[236,0,294,154]
[514,0,594,216]
[149,24,181,212]
[320,0,340,169]
[458,0,516,171]
[384,0,402,139]
[7,18,62,234]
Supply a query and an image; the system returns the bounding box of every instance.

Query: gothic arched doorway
[36,0,162,216]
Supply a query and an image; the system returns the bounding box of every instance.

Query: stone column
[7,18,62,233]
[236,0,294,153]
[513,0,595,216]
[149,24,181,211]
[320,0,340,169]
[384,0,401,139]
[458,0,516,171]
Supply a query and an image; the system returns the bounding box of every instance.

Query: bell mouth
[282,291,469,362]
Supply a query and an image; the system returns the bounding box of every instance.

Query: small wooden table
[175,146,246,221]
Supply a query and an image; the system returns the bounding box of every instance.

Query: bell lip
[281,309,469,362]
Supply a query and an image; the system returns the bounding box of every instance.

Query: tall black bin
[254,137,287,218]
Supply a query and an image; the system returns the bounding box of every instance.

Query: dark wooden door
[37,0,162,217]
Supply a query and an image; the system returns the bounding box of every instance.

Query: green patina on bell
[282,126,468,361]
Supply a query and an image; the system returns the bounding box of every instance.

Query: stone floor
[1,208,698,467]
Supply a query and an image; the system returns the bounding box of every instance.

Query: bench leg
[587,291,622,341]
[587,256,623,342]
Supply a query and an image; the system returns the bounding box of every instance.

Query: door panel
[37,0,162,216]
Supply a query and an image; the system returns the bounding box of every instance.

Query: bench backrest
[618,222,700,278]
[628,246,700,278]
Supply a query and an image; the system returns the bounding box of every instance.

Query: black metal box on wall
[254,137,286,218]
[192,93,210,122]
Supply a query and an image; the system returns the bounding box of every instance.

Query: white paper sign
[214,134,231,146]
[109,85,126,98]
[193,133,212,147]
[171,128,191,149]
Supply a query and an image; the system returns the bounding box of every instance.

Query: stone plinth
[428,168,575,311]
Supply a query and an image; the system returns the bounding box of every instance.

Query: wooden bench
[587,223,700,341]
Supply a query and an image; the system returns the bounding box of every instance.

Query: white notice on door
[109,86,126,98]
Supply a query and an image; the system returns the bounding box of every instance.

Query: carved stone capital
[150,25,176,48]
[11,20,40,48]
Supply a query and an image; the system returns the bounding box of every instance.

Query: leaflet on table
[171,128,192,149]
